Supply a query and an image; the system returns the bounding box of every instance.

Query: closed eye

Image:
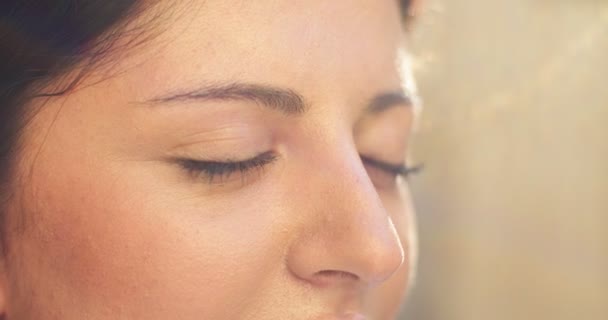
[174,152,421,187]
[176,151,278,184]
[360,155,423,178]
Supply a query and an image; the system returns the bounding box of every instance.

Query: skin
[0,1,418,319]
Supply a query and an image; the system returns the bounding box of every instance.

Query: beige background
[400,0,608,319]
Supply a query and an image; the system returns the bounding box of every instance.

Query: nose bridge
[320,152,390,239]
[286,143,405,288]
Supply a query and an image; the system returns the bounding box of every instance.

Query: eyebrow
[367,91,413,114]
[144,82,412,115]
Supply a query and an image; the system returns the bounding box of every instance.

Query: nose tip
[285,147,409,290]
[349,221,405,286]
[287,212,406,289]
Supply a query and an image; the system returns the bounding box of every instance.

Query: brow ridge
[147,82,308,115]
[144,81,412,116]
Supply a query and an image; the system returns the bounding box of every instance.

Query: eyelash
[177,152,423,183]
[359,155,424,178]
[178,151,278,183]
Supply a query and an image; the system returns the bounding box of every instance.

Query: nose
[285,149,406,289]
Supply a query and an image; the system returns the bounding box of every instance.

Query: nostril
[317,270,359,280]
[312,270,360,286]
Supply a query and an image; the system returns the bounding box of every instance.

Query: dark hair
[0,1,148,248]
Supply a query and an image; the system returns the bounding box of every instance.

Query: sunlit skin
[0,1,418,319]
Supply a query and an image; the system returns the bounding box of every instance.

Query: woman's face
[3,1,418,319]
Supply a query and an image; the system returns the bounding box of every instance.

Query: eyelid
[175,151,277,183]
[360,154,423,177]
[181,151,276,166]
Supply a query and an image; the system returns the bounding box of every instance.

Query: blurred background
[401,0,608,319]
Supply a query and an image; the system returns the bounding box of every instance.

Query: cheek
[12,151,287,318]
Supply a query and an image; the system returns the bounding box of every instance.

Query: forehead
[118,0,407,103]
